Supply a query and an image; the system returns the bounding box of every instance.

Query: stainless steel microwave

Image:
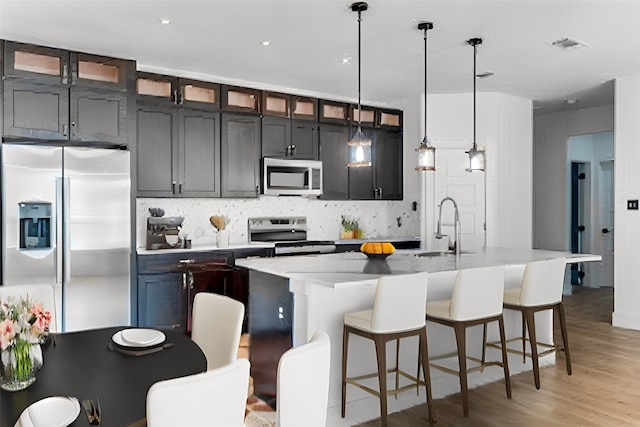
[263,158,323,196]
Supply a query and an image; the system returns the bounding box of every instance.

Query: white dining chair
[146,358,250,427]
[276,331,331,427]
[0,284,57,333]
[191,292,244,370]
[426,266,510,417]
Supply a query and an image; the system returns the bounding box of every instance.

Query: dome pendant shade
[416,21,435,172]
[347,2,372,168]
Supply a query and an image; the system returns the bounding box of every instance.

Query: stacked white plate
[112,328,166,348]
[15,396,80,427]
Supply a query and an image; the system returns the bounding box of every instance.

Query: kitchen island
[236,248,600,426]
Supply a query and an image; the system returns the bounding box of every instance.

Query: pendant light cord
[424,27,428,141]
[473,42,477,150]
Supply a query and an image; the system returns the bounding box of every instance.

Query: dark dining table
[0,327,207,427]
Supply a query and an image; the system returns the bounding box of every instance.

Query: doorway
[568,131,614,288]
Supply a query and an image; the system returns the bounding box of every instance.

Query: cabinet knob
[172,181,177,194]
[62,124,68,137]
[178,183,183,194]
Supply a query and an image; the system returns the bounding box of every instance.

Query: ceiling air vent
[552,37,591,50]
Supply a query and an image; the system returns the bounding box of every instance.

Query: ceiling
[1,0,639,115]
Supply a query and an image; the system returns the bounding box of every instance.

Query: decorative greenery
[341,215,359,231]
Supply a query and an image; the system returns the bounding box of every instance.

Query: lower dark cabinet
[137,273,186,332]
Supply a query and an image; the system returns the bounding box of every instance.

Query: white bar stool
[426,266,511,417]
[341,272,435,427]
[486,257,570,389]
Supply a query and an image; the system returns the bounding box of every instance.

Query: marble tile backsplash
[136,196,420,247]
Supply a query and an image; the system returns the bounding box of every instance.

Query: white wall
[613,75,640,330]
[416,92,533,250]
[533,105,614,250]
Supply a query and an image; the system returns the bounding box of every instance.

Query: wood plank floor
[356,286,640,426]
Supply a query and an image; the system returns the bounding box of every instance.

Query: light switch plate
[627,200,638,210]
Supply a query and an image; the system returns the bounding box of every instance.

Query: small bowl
[363,252,391,260]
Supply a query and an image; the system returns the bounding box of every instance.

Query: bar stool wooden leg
[341,325,349,418]
[557,302,572,375]
[374,335,389,427]
[395,338,400,400]
[524,308,541,389]
[453,323,469,417]
[498,316,512,398]
[481,323,487,364]
[419,328,436,426]
[521,314,527,363]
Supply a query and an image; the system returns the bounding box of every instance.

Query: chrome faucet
[435,197,461,255]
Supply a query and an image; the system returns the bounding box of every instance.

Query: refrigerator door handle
[55,178,63,285]
[55,177,71,285]
[63,178,71,285]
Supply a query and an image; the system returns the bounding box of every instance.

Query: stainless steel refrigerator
[1,144,131,331]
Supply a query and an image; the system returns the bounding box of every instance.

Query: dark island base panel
[335,239,421,252]
[248,269,294,407]
[250,333,292,409]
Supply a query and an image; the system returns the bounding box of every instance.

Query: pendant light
[415,22,435,171]
[466,37,486,172]
[347,2,372,168]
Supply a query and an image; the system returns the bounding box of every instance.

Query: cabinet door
[221,114,261,198]
[137,104,178,196]
[262,116,291,158]
[319,124,349,200]
[374,129,403,200]
[3,41,69,84]
[137,274,186,331]
[348,126,375,200]
[69,88,129,145]
[71,52,134,91]
[3,81,69,140]
[291,120,318,160]
[178,109,221,197]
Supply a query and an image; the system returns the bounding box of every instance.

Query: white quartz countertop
[136,242,274,255]
[235,247,602,286]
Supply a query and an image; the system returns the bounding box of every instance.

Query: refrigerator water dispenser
[19,202,52,250]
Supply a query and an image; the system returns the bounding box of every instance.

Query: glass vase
[0,341,43,391]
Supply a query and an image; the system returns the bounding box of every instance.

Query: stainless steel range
[248,216,336,255]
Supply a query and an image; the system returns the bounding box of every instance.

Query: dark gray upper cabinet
[4,81,129,144]
[136,103,177,197]
[69,87,129,144]
[291,120,319,160]
[179,109,221,197]
[221,113,261,198]
[262,117,318,160]
[347,127,403,200]
[262,116,292,158]
[136,102,221,198]
[2,41,135,145]
[319,124,349,200]
[373,128,403,200]
[3,81,70,140]
[3,41,70,85]
[348,126,375,200]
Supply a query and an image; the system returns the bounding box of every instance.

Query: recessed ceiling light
[261,40,271,46]
[159,18,171,25]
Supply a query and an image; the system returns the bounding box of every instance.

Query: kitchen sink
[416,250,476,257]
